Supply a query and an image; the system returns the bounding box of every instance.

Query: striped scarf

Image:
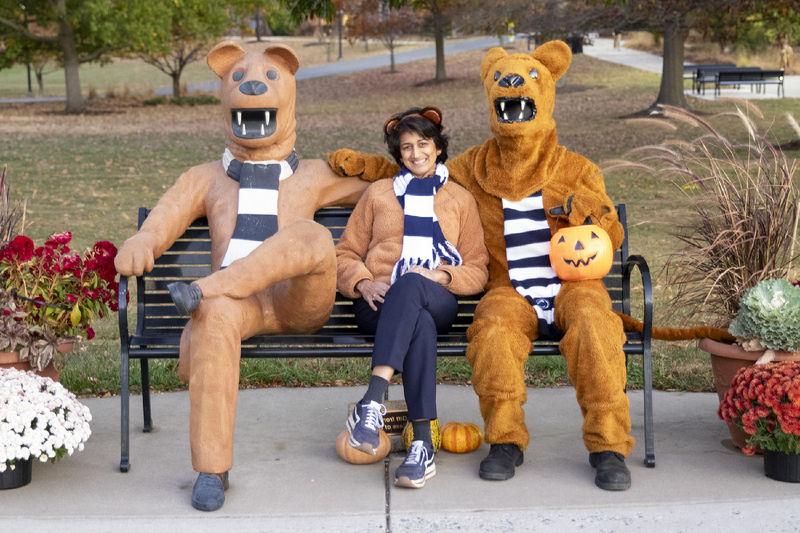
[220,148,299,268]
[391,163,462,284]
[502,191,561,337]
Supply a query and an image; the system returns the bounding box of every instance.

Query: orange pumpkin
[440,422,483,453]
[549,224,613,281]
[335,430,390,464]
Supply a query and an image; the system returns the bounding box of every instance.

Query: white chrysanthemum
[0,368,91,470]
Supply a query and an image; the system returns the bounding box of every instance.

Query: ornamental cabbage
[729,279,800,352]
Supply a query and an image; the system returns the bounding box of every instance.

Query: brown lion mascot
[114,41,374,511]
[329,41,637,490]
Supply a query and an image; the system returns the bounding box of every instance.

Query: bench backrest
[134,205,631,339]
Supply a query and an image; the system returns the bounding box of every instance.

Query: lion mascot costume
[329,41,638,490]
[115,41,374,511]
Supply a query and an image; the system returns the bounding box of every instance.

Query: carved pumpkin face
[549,225,613,281]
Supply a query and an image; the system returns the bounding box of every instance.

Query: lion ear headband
[384,106,443,136]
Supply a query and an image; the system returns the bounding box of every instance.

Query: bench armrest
[118,276,130,347]
[622,255,653,348]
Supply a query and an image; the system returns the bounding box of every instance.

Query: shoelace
[403,440,428,465]
[362,401,387,431]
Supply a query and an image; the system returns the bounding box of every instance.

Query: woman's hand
[356,279,390,311]
[406,266,451,286]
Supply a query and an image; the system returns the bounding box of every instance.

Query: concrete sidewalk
[584,37,800,100]
[2,385,799,532]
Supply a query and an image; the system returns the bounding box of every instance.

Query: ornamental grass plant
[605,105,800,327]
[719,361,800,456]
[0,233,118,370]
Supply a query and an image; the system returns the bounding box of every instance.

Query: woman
[336,107,488,488]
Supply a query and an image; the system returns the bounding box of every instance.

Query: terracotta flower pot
[698,338,800,450]
[0,341,75,382]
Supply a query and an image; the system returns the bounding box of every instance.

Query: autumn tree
[0,0,158,113]
[132,0,229,99]
[348,0,419,72]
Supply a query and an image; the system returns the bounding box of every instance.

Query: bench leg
[141,359,153,433]
[643,345,656,468]
[120,346,131,472]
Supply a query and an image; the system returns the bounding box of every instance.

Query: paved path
[3,385,798,532]
[0,37,497,105]
[584,37,800,100]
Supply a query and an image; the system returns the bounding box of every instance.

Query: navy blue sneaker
[346,400,386,455]
[191,472,229,512]
[395,441,436,488]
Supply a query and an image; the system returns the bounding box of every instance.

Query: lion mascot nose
[498,74,525,88]
[239,80,268,95]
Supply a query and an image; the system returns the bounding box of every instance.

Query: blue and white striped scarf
[502,191,561,337]
[391,163,462,284]
[220,148,298,267]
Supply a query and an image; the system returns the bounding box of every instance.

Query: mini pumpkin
[335,429,390,464]
[549,224,613,281]
[402,419,442,451]
[440,422,483,453]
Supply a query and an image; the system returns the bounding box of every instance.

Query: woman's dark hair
[384,106,449,166]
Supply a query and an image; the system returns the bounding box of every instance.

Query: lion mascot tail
[616,313,735,343]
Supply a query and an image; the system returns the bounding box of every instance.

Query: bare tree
[348,0,419,72]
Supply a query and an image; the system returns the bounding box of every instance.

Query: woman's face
[399,130,441,178]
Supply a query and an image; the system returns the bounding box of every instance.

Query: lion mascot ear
[264,44,300,75]
[480,47,509,80]
[531,40,572,81]
[207,41,247,78]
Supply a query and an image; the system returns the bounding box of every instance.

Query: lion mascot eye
[529,68,538,80]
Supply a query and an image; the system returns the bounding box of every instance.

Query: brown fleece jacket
[336,178,489,298]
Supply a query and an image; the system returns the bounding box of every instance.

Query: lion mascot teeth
[115,41,373,504]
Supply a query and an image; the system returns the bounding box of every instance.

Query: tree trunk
[172,71,182,99]
[35,69,44,94]
[654,16,687,109]
[389,43,396,73]
[58,2,83,113]
[432,4,446,82]
[255,9,262,42]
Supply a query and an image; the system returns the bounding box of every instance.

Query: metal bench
[695,66,760,94]
[715,69,785,97]
[683,63,735,93]
[118,204,655,472]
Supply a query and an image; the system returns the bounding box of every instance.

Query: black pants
[353,273,458,420]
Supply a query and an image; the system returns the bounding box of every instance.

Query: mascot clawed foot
[115,40,374,511]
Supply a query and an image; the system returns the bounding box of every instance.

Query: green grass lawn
[1,46,798,397]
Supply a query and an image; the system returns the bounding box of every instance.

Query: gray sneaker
[395,441,436,488]
[346,400,386,455]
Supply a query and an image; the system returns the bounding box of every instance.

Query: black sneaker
[589,451,631,491]
[345,400,386,455]
[395,441,436,488]
[479,444,524,481]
